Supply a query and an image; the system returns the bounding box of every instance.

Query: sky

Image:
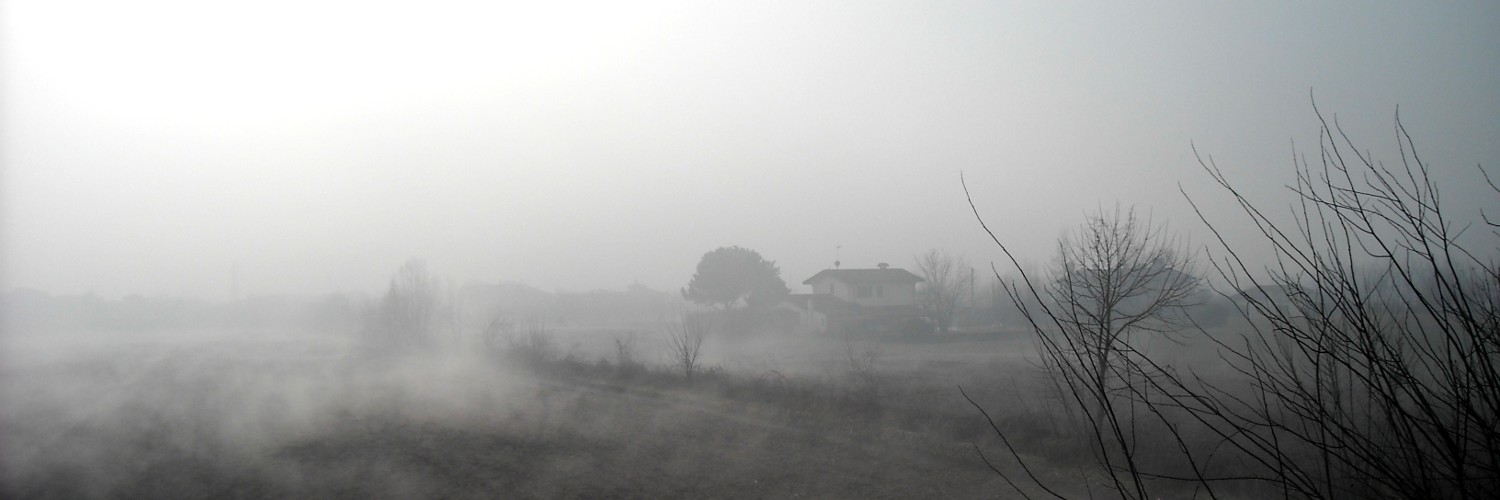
[3,1,1498,300]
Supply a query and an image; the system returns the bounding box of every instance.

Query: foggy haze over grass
[3,1,1497,299]
[3,4,1499,498]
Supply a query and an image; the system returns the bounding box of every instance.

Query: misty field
[0,326,1124,499]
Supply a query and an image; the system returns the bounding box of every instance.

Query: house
[779,263,927,335]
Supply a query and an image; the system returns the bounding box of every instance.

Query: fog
[5,1,1497,298]
[3,1,1499,498]
[0,292,1050,497]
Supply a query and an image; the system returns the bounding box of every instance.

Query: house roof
[802,268,924,285]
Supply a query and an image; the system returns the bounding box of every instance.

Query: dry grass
[2,328,1075,499]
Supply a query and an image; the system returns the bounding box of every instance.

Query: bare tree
[982,207,1199,498]
[614,332,640,369]
[1179,106,1500,499]
[665,312,710,380]
[480,310,513,354]
[962,103,1500,499]
[363,259,439,351]
[840,329,884,397]
[1046,206,1200,415]
[916,249,970,334]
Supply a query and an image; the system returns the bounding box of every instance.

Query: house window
[857,286,874,298]
[875,285,884,298]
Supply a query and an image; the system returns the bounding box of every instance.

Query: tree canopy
[682,246,788,310]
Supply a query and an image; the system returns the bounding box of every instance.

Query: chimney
[877,262,889,269]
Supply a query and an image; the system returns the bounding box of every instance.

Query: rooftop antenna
[835,245,841,269]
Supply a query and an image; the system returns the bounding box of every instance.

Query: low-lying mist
[4,307,1075,499]
[2,327,549,497]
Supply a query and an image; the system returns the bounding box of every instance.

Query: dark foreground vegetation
[967,106,1499,499]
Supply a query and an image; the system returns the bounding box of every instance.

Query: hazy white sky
[3,1,1497,299]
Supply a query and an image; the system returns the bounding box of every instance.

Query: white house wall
[808,276,917,307]
[852,283,915,307]
[809,277,854,302]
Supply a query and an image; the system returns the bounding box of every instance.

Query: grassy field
[0,327,1135,499]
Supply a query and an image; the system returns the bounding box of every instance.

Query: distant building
[779,263,926,335]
